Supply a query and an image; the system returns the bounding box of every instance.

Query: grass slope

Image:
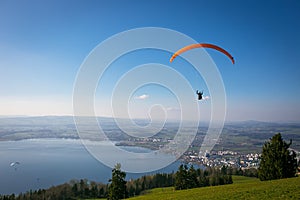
[127,176,300,200]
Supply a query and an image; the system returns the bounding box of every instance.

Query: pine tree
[174,164,188,190]
[71,183,78,197]
[187,165,199,188]
[258,133,297,181]
[108,163,127,200]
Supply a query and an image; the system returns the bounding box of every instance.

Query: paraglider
[10,162,20,170]
[170,43,234,101]
[196,90,203,100]
[169,43,235,64]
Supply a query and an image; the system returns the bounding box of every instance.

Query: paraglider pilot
[196,90,203,100]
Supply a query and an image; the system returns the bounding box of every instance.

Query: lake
[0,139,181,195]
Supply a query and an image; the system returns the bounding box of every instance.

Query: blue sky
[0,0,299,122]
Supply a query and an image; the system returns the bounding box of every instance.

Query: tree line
[0,165,233,200]
[174,165,232,190]
[0,179,109,200]
[107,164,233,199]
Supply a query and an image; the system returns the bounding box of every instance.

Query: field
[125,176,300,200]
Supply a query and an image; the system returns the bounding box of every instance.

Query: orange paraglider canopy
[170,43,235,64]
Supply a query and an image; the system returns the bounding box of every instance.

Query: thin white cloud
[166,107,181,111]
[134,94,149,100]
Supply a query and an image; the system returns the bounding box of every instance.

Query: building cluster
[182,149,261,169]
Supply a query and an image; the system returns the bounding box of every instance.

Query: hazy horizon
[0,114,299,124]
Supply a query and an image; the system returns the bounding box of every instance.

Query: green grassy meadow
[125,176,300,200]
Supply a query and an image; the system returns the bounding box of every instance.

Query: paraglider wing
[10,162,20,171]
[170,43,235,64]
[10,162,20,167]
